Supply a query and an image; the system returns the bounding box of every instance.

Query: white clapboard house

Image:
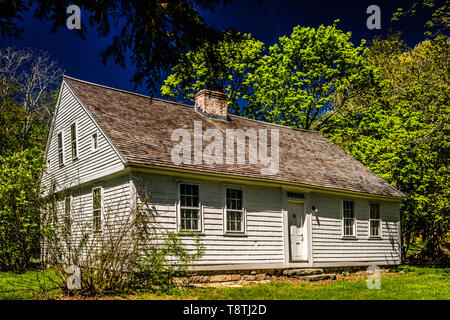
[41,76,405,271]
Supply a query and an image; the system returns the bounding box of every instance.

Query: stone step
[283,268,324,277]
[294,273,337,282]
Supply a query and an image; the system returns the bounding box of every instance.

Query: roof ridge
[62,75,321,134]
[62,74,195,109]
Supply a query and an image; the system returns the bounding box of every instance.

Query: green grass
[134,266,450,300]
[0,266,448,300]
[0,269,62,300]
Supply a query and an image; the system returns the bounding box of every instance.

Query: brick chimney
[195,89,228,120]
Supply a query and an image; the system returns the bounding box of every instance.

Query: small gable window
[57,132,64,166]
[91,132,98,151]
[70,122,78,160]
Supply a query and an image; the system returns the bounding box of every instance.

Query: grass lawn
[1,266,449,300]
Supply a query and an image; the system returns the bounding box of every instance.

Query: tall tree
[243,22,378,130]
[1,0,235,94]
[392,0,450,38]
[324,35,450,260]
[161,31,265,114]
[0,46,63,153]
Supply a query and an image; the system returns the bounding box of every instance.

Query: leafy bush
[41,188,204,297]
[0,148,44,272]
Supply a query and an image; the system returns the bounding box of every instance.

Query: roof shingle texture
[63,76,404,198]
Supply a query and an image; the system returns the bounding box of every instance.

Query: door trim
[282,192,313,268]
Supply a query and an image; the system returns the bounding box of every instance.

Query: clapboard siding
[41,81,124,195]
[132,172,285,266]
[311,193,401,265]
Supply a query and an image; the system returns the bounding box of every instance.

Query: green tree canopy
[324,35,450,259]
[161,31,265,114]
[0,0,236,93]
[242,22,378,130]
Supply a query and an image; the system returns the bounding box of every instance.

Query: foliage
[0,148,45,272]
[392,0,449,38]
[243,21,378,130]
[41,187,204,297]
[0,0,238,93]
[0,78,25,155]
[161,31,265,114]
[162,22,377,129]
[323,35,450,260]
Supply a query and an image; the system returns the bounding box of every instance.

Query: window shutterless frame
[369,202,382,238]
[92,187,102,233]
[64,195,72,230]
[57,131,64,167]
[177,182,202,232]
[70,121,79,161]
[91,132,98,152]
[342,199,356,238]
[224,186,246,235]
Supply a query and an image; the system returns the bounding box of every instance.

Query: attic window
[70,122,78,160]
[91,132,98,151]
[287,192,304,199]
[57,132,64,166]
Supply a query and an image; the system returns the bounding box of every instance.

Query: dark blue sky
[0,0,430,97]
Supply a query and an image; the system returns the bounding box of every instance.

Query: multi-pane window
[343,200,355,236]
[92,187,102,232]
[91,132,98,151]
[370,203,381,237]
[226,188,244,233]
[179,184,200,231]
[64,196,72,230]
[57,132,64,166]
[70,123,78,160]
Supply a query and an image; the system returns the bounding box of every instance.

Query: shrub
[40,187,204,297]
[0,148,44,272]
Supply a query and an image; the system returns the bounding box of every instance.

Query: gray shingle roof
[63,75,405,198]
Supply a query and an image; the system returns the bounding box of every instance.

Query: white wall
[41,81,124,195]
[131,172,286,267]
[310,193,401,266]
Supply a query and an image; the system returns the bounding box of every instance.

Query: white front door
[288,203,307,261]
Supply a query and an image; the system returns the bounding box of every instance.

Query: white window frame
[224,186,246,235]
[70,121,79,161]
[342,199,356,238]
[57,131,64,167]
[46,159,51,173]
[177,182,202,232]
[92,187,103,233]
[64,195,72,230]
[369,202,382,238]
[91,132,98,152]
